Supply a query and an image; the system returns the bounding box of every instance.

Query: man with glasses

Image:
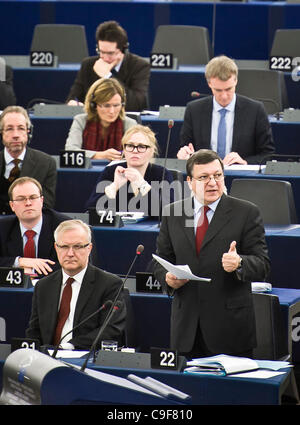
[0,176,71,276]
[177,55,275,165]
[0,105,57,214]
[67,20,150,112]
[154,149,270,359]
[26,219,126,350]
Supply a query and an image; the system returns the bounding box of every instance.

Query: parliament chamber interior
[1,0,300,407]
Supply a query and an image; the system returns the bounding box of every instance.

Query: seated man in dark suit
[26,219,126,350]
[177,55,275,165]
[0,176,70,276]
[67,20,150,112]
[0,105,57,214]
[0,62,16,110]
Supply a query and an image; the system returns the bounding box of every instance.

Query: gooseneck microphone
[80,245,144,372]
[51,300,113,358]
[158,120,174,228]
[190,91,210,99]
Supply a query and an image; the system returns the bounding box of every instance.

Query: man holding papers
[153,149,270,359]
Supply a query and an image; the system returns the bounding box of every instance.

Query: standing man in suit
[67,20,150,112]
[0,176,70,276]
[26,219,126,350]
[177,56,275,165]
[0,105,57,214]
[154,149,270,359]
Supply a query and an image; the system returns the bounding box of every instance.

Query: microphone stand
[80,245,144,372]
[158,120,174,228]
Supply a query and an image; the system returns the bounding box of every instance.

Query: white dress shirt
[210,94,236,156]
[58,266,88,349]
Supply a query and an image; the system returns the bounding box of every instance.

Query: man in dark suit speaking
[154,149,270,359]
[0,105,57,214]
[177,55,275,165]
[26,219,126,350]
[0,176,70,276]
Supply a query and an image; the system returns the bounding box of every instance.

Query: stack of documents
[184,354,292,379]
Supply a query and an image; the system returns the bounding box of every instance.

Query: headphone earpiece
[90,89,97,111]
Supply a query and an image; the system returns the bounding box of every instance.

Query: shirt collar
[4,147,26,164]
[62,265,88,285]
[213,93,236,113]
[20,216,43,238]
[194,196,221,215]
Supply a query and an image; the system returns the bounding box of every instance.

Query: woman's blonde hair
[84,78,126,121]
[121,125,158,157]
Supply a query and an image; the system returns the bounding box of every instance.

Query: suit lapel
[201,195,232,250]
[73,265,95,325]
[6,219,23,255]
[202,98,213,147]
[232,95,246,152]
[47,271,63,335]
[180,198,197,251]
[20,148,34,176]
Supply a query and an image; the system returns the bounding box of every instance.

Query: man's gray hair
[54,219,92,243]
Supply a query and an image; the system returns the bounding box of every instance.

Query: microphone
[158,120,174,227]
[51,300,113,358]
[80,245,144,372]
[80,300,123,371]
[190,91,210,98]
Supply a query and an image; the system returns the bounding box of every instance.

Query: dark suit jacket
[0,65,16,109]
[180,94,275,164]
[0,147,57,214]
[85,162,174,218]
[66,52,150,112]
[153,194,270,355]
[0,208,71,271]
[26,264,126,349]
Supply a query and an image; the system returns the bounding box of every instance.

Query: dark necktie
[24,230,36,258]
[217,108,227,159]
[195,206,209,255]
[53,277,75,346]
[8,159,21,183]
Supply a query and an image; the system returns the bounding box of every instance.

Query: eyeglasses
[12,195,41,203]
[192,173,224,183]
[98,49,119,58]
[3,126,27,133]
[55,243,90,252]
[124,144,151,153]
[97,103,123,110]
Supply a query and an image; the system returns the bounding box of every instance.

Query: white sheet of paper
[152,254,211,282]
[230,370,286,379]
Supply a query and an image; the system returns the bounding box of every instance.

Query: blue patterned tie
[217,108,227,159]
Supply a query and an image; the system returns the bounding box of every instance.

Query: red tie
[53,277,74,346]
[195,206,209,255]
[24,230,36,258]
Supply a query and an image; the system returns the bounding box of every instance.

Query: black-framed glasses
[192,173,224,183]
[124,144,151,153]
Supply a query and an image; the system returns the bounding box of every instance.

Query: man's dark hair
[186,149,224,177]
[95,20,128,52]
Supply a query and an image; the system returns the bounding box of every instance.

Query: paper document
[152,254,211,282]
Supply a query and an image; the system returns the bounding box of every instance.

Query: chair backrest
[30,24,89,64]
[236,68,288,114]
[123,288,139,349]
[252,293,289,360]
[270,29,300,58]
[229,179,298,225]
[152,25,212,65]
